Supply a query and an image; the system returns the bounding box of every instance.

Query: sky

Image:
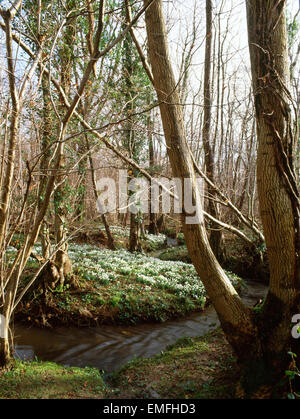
[166,0,299,74]
[0,0,298,116]
[158,0,299,115]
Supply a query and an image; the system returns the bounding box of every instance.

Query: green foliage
[157,245,192,263]
[165,336,195,351]
[251,297,266,314]
[80,293,93,304]
[176,233,185,245]
[286,352,300,399]
[256,242,266,253]
[9,239,239,326]
[108,292,122,307]
[141,233,167,252]
[0,359,107,399]
[287,14,299,49]
[54,182,77,215]
[109,329,238,399]
[51,282,70,294]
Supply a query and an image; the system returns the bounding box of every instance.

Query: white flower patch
[65,243,239,301]
[5,241,240,302]
[144,233,166,247]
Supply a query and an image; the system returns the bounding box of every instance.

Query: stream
[13,279,267,373]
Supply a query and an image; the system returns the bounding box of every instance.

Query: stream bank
[0,279,268,399]
[13,279,267,373]
[14,242,240,328]
[3,234,270,399]
[0,328,237,399]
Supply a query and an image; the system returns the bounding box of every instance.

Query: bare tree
[202,0,226,262]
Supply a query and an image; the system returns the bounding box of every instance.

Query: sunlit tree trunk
[38,73,52,260]
[0,334,10,369]
[122,14,142,252]
[246,0,300,372]
[53,5,74,284]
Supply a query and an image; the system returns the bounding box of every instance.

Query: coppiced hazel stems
[0,0,158,331]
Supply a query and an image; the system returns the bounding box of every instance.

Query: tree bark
[246,0,300,370]
[122,12,142,252]
[38,73,52,259]
[53,4,75,283]
[87,138,116,250]
[0,11,20,255]
[202,0,226,263]
[148,114,158,235]
[0,336,10,369]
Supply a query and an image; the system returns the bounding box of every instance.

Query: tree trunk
[246,0,300,372]
[38,73,52,259]
[0,13,20,255]
[101,213,116,251]
[0,10,21,369]
[148,113,158,235]
[129,212,142,252]
[0,337,10,369]
[202,0,226,263]
[86,135,116,250]
[123,17,142,252]
[53,1,75,283]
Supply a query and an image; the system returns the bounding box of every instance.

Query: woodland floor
[106,328,240,399]
[1,327,296,399]
[10,230,241,328]
[0,329,240,399]
[2,227,282,399]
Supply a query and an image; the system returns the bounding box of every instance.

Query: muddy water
[13,280,267,373]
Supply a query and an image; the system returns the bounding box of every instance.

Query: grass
[155,245,191,263]
[105,328,240,399]
[0,329,240,399]
[0,359,107,399]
